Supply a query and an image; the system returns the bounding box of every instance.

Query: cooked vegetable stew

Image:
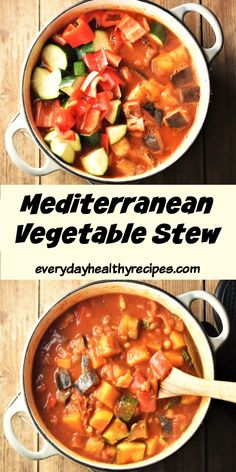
[31,9,200,178]
[33,293,202,465]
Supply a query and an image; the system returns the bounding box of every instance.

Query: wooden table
[1,0,236,185]
[1,279,236,472]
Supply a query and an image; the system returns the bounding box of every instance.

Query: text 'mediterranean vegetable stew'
[33,293,202,465]
[31,9,200,178]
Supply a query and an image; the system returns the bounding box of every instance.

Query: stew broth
[33,293,202,465]
[31,9,200,178]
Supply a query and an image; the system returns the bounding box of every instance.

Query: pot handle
[3,392,57,460]
[5,113,61,176]
[171,3,223,63]
[177,290,229,352]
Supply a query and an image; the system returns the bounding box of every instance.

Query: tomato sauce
[31,9,200,179]
[33,293,202,465]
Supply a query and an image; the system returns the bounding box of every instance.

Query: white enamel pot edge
[5,0,223,183]
[3,281,229,470]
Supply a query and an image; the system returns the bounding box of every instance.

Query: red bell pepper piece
[60,130,77,140]
[110,29,123,51]
[150,351,172,381]
[117,14,149,43]
[100,133,109,153]
[74,98,91,118]
[35,99,60,128]
[62,16,95,48]
[100,67,124,90]
[78,108,101,134]
[54,107,75,132]
[83,49,108,72]
[105,49,122,68]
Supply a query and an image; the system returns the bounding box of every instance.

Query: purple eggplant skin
[74,369,100,394]
[55,369,72,390]
[180,86,200,103]
[165,110,189,128]
[144,134,161,151]
[171,67,193,87]
[143,102,163,127]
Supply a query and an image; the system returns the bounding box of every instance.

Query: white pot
[5,1,223,183]
[4,281,229,470]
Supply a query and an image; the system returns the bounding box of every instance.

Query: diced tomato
[52,33,67,46]
[117,14,148,43]
[105,50,122,68]
[150,351,172,381]
[129,368,147,393]
[110,29,123,51]
[100,133,109,153]
[45,393,57,410]
[62,16,95,48]
[138,389,156,413]
[100,11,125,28]
[100,67,125,90]
[83,49,108,72]
[54,107,75,132]
[74,98,91,118]
[78,108,101,134]
[35,99,60,128]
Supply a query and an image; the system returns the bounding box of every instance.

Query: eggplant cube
[55,369,72,390]
[74,369,100,394]
[165,110,189,128]
[171,66,193,87]
[180,86,200,103]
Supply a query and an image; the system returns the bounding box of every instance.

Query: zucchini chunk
[93,30,110,51]
[106,124,127,145]
[81,147,109,176]
[75,42,95,59]
[105,100,121,124]
[74,369,100,394]
[44,129,58,144]
[116,395,138,423]
[60,75,85,96]
[149,22,167,46]
[116,441,146,464]
[41,44,68,71]
[80,130,101,148]
[50,138,75,164]
[31,67,61,99]
[103,418,129,445]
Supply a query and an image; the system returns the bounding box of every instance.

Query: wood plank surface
[1,0,235,185]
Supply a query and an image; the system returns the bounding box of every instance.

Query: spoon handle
[160,369,236,403]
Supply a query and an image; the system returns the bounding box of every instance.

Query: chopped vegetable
[112,137,130,157]
[150,351,172,380]
[62,412,83,431]
[81,131,101,148]
[146,436,159,456]
[138,390,156,413]
[127,346,150,366]
[56,357,72,369]
[54,107,75,132]
[170,331,186,350]
[89,408,113,432]
[149,22,167,46]
[180,86,200,103]
[103,418,129,445]
[118,314,140,340]
[94,380,119,409]
[116,395,138,423]
[165,350,184,367]
[75,41,95,59]
[95,333,121,358]
[55,369,72,389]
[41,44,68,71]
[116,371,133,388]
[81,353,91,372]
[35,99,60,128]
[31,67,61,100]
[73,60,88,76]
[143,102,163,127]
[85,437,104,455]
[128,420,148,441]
[159,415,173,434]
[165,110,189,128]
[74,369,100,394]
[93,30,110,51]
[62,17,95,48]
[116,441,146,465]
[171,66,193,87]
[105,99,121,124]
[106,124,127,145]
[83,49,108,72]
[118,15,149,43]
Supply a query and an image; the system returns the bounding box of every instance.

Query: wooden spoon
[159,368,236,403]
